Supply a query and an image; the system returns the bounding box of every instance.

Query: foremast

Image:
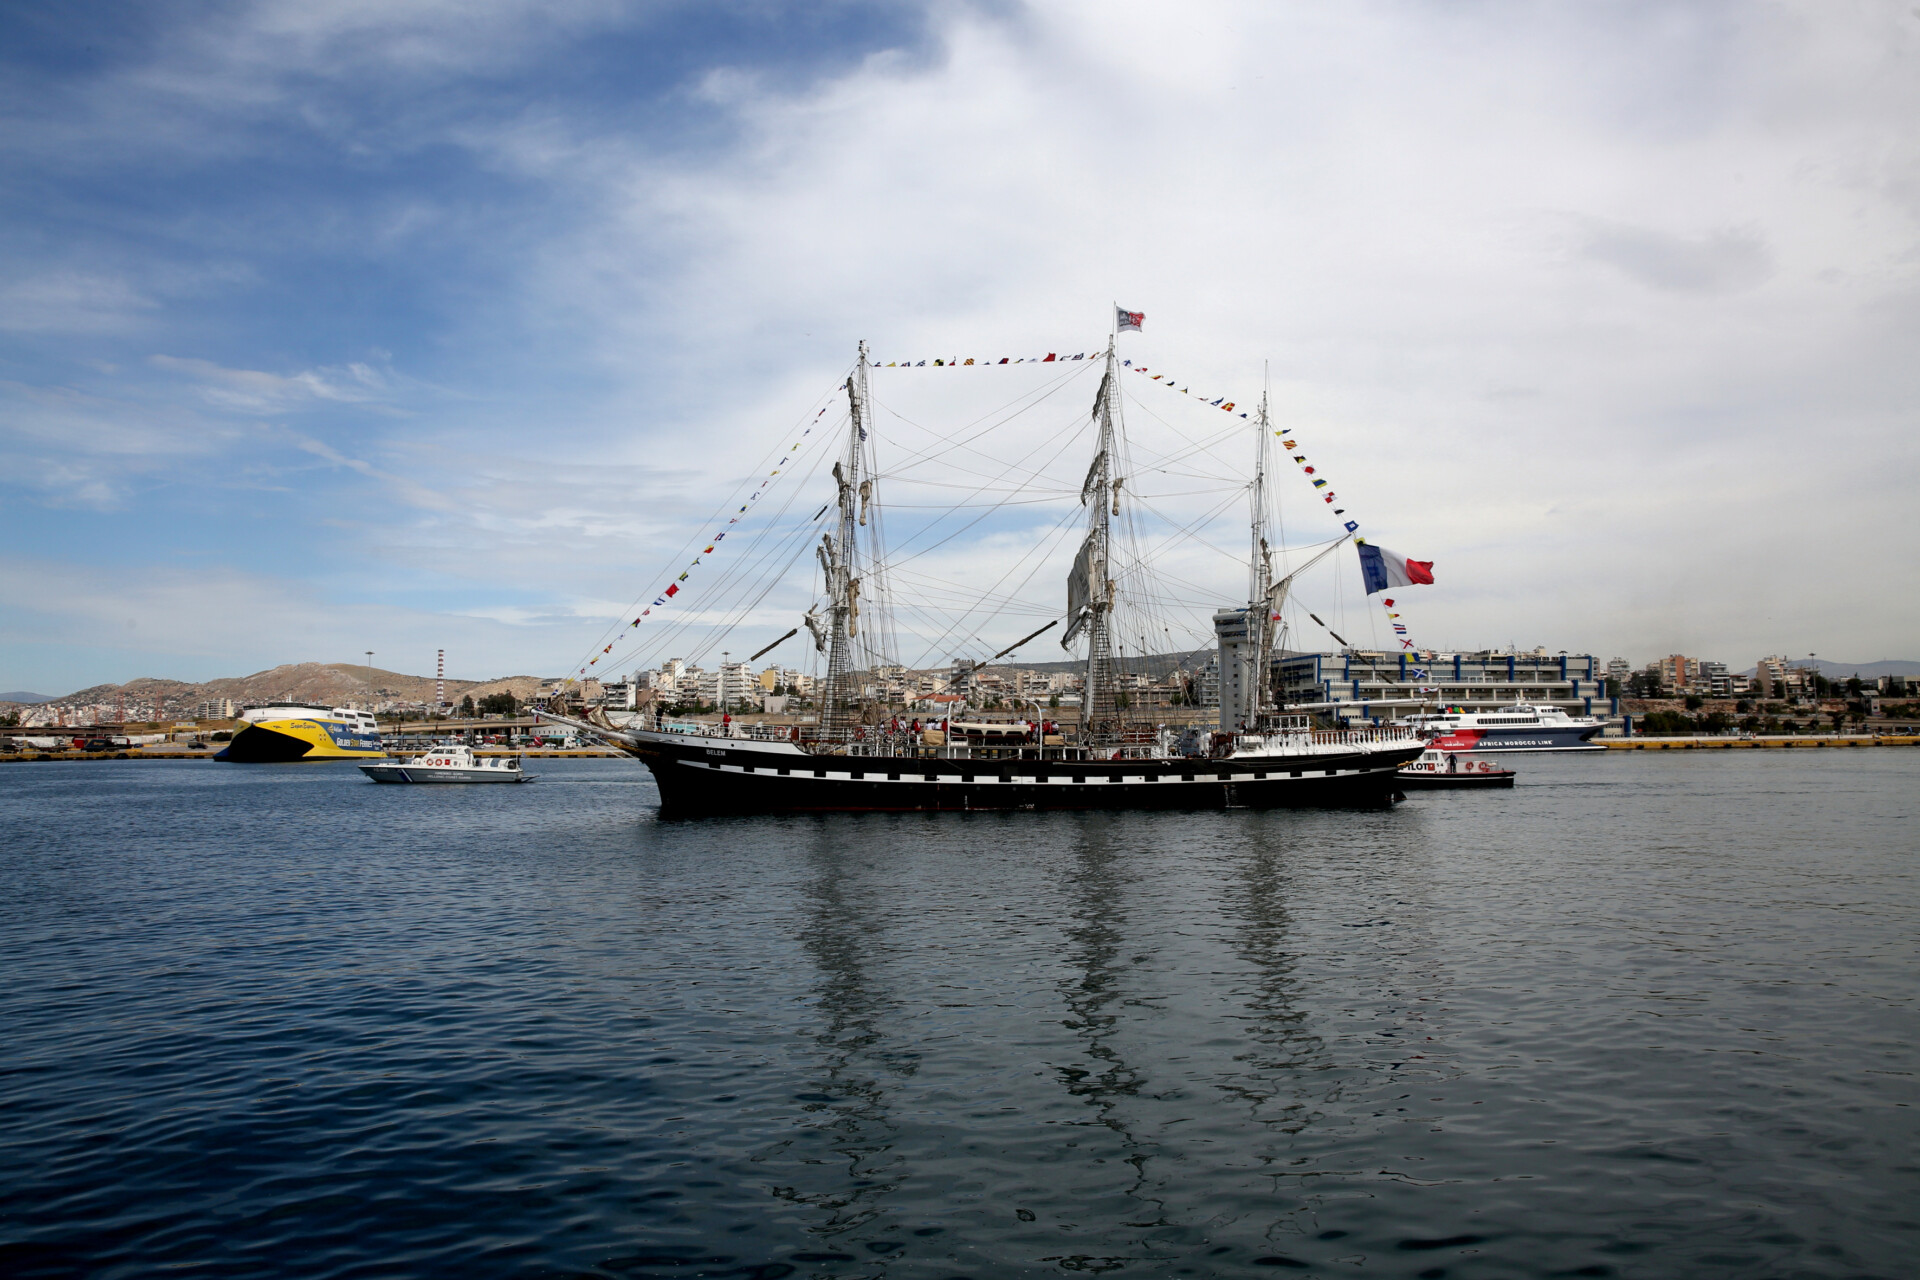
[818,341,870,742]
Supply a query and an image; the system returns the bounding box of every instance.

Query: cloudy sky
[3,0,1916,693]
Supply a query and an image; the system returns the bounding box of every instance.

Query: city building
[602,674,643,712]
[717,662,757,710]
[1752,656,1795,699]
[1696,660,1733,697]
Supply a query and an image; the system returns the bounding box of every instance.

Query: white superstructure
[241,703,379,734]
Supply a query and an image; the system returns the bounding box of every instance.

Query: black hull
[214,725,314,762]
[627,735,1423,817]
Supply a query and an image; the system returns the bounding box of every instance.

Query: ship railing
[639,718,789,741]
[794,728,1124,762]
[1227,726,1421,755]
[1313,728,1418,746]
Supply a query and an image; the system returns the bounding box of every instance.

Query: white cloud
[477,0,1920,666]
[148,355,392,413]
[1575,220,1775,294]
[0,272,158,333]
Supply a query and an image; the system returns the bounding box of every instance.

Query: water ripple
[1,753,1916,1277]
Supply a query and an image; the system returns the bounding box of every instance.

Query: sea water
[1,752,1915,1278]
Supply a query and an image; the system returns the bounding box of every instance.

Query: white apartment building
[1696,661,1733,697]
[601,674,643,712]
[719,662,758,709]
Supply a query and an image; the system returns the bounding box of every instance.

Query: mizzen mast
[1215,382,1275,734]
[1249,382,1274,714]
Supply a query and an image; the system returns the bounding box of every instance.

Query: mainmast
[819,341,868,742]
[1073,336,1124,748]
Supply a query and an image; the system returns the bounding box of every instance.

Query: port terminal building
[1276,649,1617,726]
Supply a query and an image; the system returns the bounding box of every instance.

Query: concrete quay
[2,746,624,762]
[1603,735,1919,750]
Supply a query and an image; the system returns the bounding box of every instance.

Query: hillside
[990,648,1299,680]
[43,663,545,708]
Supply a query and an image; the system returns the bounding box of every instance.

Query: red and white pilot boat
[1396,747,1515,789]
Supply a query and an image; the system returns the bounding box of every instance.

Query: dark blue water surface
[2,752,1916,1279]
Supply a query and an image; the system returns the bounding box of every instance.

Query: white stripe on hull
[359,766,530,783]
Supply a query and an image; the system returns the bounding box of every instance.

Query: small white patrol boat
[359,743,536,784]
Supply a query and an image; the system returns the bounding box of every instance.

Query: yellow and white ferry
[215,704,386,763]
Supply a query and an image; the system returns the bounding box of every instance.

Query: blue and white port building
[1276,649,1619,727]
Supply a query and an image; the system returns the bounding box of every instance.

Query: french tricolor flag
[1356,542,1435,595]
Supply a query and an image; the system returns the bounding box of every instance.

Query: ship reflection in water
[1,754,1915,1278]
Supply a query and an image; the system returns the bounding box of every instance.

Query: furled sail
[1080,451,1107,506]
[1063,533,1098,646]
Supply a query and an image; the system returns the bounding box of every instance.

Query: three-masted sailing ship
[541,327,1423,814]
